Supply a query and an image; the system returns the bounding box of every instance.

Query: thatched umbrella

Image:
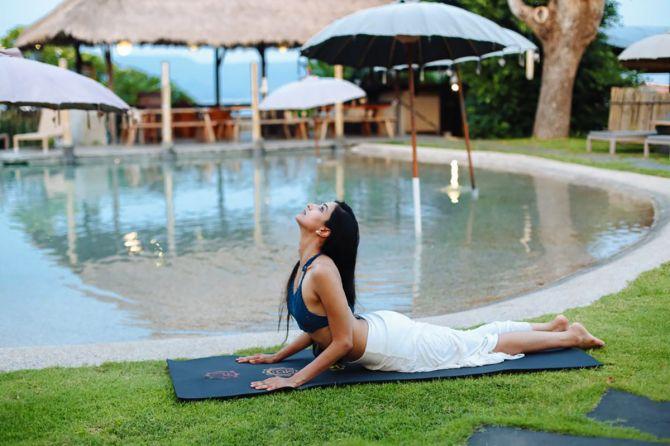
[16,0,388,105]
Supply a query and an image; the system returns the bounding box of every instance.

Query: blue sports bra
[287,252,356,333]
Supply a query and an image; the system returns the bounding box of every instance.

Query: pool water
[0,149,654,347]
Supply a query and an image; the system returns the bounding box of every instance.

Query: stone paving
[468,389,668,445]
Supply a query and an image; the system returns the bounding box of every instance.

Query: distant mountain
[114,55,303,105]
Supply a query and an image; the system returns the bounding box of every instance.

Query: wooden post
[334,65,344,142]
[104,45,117,144]
[161,61,173,148]
[104,45,114,89]
[250,62,262,146]
[257,45,268,98]
[74,44,82,74]
[214,48,224,107]
[58,58,73,150]
[203,111,216,143]
[455,66,477,193]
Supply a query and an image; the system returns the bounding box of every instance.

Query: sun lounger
[13,109,64,153]
[586,130,655,156]
[644,134,670,158]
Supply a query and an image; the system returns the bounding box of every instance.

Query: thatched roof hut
[16,0,389,48]
[16,0,389,107]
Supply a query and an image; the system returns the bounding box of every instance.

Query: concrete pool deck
[2,142,669,372]
[0,137,370,166]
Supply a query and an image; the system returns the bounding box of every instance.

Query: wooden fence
[608,87,670,131]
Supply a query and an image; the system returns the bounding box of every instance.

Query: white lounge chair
[644,135,670,158]
[13,109,64,153]
[586,130,656,155]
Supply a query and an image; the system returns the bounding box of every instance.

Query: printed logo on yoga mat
[204,370,240,380]
[262,367,297,377]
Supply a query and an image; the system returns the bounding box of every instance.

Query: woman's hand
[235,353,278,364]
[250,376,299,392]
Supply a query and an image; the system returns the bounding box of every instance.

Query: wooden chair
[208,108,236,140]
[13,109,64,153]
[124,108,216,145]
[136,92,162,143]
[344,105,370,135]
[343,103,396,137]
[256,110,311,140]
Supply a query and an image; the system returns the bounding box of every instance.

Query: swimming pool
[0,148,654,347]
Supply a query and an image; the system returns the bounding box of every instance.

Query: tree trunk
[507,0,605,139]
[533,40,583,138]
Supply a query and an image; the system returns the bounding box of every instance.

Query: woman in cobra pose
[236,200,605,392]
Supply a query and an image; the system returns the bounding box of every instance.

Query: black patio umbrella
[301,0,513,235]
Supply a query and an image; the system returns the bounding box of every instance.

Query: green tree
[454,0,639,138]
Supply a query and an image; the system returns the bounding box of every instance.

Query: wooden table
[124,107,216,145]
[260,111,311,140]
[314,103,396,140]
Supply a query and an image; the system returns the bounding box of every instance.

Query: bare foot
[551,314,569,332]
[569,322,605,349]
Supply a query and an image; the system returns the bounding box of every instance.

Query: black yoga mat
[167,347,601,401]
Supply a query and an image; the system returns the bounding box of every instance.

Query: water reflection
[0,150,655,347]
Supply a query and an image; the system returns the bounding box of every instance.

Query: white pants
[345,310,533,373]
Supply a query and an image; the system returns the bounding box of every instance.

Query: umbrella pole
[406,42,422,236]
[455,66,477,195]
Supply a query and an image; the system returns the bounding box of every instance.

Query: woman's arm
[286,265,354,387]
[250,262,354,391]
[272,332,313,361]
[289,337,352,387]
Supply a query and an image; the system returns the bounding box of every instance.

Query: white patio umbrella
[301,1,514,236]
[260,75,366,154]
[0,51,129,113]
[374,28,537,71]
[259,75,366,110]
[618,32,670,91]
[424,28,537,68]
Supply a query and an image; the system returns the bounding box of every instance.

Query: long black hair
[278,200,360,343]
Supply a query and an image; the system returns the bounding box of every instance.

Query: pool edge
[2,142,669,372]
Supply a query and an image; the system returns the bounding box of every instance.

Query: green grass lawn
[2,263,669,445]
[386,137,670,179]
